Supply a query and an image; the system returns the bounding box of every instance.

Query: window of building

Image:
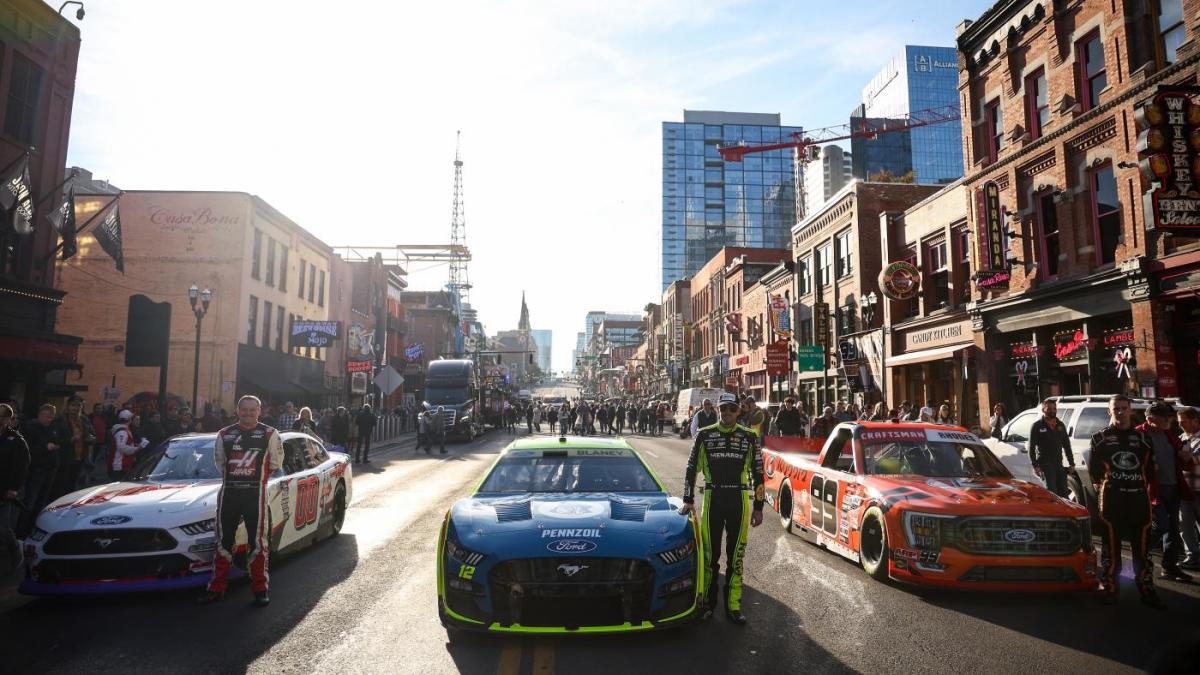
[1076,31,1106,111]
[262,301,273,348]
[836,229,853,278]
[899,247,919,319]
[318,270,326,306]
[798,318,813,345]
[926,238,949,310]
[1035,191,1061,277]
[4,52,44,145]
[279,246,288,292]
[251,230,263,280]
[1159,0,1185,65]
[275,305,284,351]
[298,259,306,298]
[1090,162,1121,265]
[308,263,316,302]
[1025,68,1049,140]
[954,228,972,305]
[247,296,258,344]
[798,255,813,295]
[817,242,832,287]
[265,238,276,287]
[985,99,1003,163]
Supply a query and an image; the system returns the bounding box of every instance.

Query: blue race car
[437,436,702,634]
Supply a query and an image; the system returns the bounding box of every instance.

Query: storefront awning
[888,343,972,368]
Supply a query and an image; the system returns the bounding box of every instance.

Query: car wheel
[859,507,889,581]
[778,483,794,534]
[330,483,347,537]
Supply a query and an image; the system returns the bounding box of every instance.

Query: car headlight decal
[29,526,49,542]
[179,518,216,536]
[657,539,697,565]
[446,533,485,567]
[903,511,955,549]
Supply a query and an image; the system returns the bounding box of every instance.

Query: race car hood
[37,481,220,529]
[450,492,691,557]
[870,476,1086,515]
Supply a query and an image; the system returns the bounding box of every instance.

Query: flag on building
[0,154,33,237]
[49,183,77,259]
[94,203,124,272]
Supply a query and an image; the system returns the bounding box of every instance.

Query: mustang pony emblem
[557,564,588,578]
[94,537,119,550]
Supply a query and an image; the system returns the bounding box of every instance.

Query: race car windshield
[478,455,660,493]
[130,437,221,482]
[863,441,1010,479]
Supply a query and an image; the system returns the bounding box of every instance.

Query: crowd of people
[674,396,959,441]
[493,398,677,437]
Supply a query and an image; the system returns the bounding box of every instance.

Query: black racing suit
[209,422,283,595]
[683,422,764,613]
[1088,425,1157,598]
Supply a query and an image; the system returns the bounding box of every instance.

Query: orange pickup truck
[762,422,1098,591]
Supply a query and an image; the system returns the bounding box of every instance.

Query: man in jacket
[1137,402,1196,582]
[690,399,718,438]
[430,406,447,454]
[108,409,146,482]
[772,397,804,437]
[197,395,283,607]
[810,406,838,439]
[679,392,764,625]
[354,405,377,463]
[0,404,29,537]
[1089,395,1163,607]
[18,404,63,537]
[739,396,766,438]
[1027,399,1076,498]
[50,396,96,500]
[330,407,350,451]
[1178,406,1200,569]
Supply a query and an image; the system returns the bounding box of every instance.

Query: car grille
[43,529,179,556]
[958,565,1081,584]
[444,410,456,430]
[954,518,1081,556]
[490,558,655,627]
[36,554,193,582]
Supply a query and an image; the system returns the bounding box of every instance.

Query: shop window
[985,99,1003,164]
[266,238,276,287]
[836,229,853,278]
[262,301,273,348]
[1089,163,1120,265]
[1036,191,1060,277]
[925,238,949,310]
[4,52,43,145]
[1076,31,1106,112]
[251,229,262,280]
[247,296,258,344]
[1025,68,1049,140]
[1159,0,1185,65]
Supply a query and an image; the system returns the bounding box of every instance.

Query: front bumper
[887,547,1098,591]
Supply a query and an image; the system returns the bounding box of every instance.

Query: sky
[62,0,994,373]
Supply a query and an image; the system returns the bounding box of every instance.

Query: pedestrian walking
[1028,399,1075,498]
[417,407,432,453]
[1177,406,1200,570]
[597,405,609,436]
[196,395,283,607]
[431,406,447,454]
[355,405,377,463]
[525,405,534,434]
[690,399,718,438]
[18,405,64,537]
[1137,402,1195,583]
[548,406,558,435]
[772,397,804,436]
[330,407,350,452]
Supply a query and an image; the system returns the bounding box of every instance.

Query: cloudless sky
[62,0,994,372]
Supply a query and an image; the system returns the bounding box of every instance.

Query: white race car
[20,431,352,595]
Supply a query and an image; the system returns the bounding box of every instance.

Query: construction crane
[718,105,962,219]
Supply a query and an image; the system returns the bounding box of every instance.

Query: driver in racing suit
[197,395,283,607]
[1088,394,1163,608]
[680,392,764,625]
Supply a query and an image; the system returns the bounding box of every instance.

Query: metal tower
[448,131,471,303]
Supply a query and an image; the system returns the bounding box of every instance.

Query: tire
[859,507,889,581]
[778,483,794,533]
[329,483,347,537]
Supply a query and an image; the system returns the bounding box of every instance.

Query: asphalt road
[2,429,1198,674]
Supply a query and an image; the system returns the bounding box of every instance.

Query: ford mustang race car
[437,436,702,634]
[21,431,351,595]
[762,422,1098,591]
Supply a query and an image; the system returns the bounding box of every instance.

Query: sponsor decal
[572,449,627,457]
[542,502,605,518]
[925,478,1016,492]
[280,482,291,521]
[294,476,319,530]
[925,429,984,445]
[1111,451,1140,471]
[541,528,601,538]
[546,539,598,554]
[1004,529,1037,543]
[557,564,589,578]
[47,484,169,511]
[861,429,926,443]
[90,515,132,526]
[892,548,942,565]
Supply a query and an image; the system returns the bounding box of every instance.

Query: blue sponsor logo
[1003,529,1036,543]
[547,539,597,554]
[91,515,132,526]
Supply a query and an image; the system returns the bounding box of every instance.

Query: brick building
[957,0,1200,424]
[660,279,691,393]
[792,182,941,414]
[723,254,792,398]
[736,260,795,404]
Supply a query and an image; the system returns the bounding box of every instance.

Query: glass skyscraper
[850,46,963,185]
[662,111,800,291]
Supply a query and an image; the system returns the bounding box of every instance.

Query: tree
[867,168,916,183]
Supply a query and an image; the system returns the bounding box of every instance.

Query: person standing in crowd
[50,396,96,499]
[1028,398,1075,498]
[989,403,1008,438]
[317,407,334,441]
[1090,395,1164,607]
[355,404,377,463]
[330,407,350,452]
[596,404,609,436]
[1,404,30,549]
[293,407,319,435]
[867,402,888,422]
[810,406,838,439]
[547,404,558,435]
[1177,406,1200,570]
[772,397,804,437]
[1137,402,1195,583]
[431,406,447,455]
[108,409,146,483]
[561,401,572,435]
[833,401,854,423]
[525,404,534,434]
[739,396,766,438]
[416,406,432,453]
[690,399,718,438]
[142,411,167,448]
[934,404,955,425]
[178,408,200,434]
[201,405,223,433]
[197,395,283,607]
[162,406,184,438]
[533,403,543,433]
[18,405,63,537]
[276,402,298,433]
[261,405,278,428]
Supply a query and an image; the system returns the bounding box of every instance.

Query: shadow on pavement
[0,532,360,673]
[442,583,854,675]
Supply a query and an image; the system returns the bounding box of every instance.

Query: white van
[674,388,724,430]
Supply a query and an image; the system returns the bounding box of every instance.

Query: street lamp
[859,291,879,327]
[58,1,84,20]
[188,284,212,413]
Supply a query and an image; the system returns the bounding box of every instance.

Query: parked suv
[984,395,1168,513]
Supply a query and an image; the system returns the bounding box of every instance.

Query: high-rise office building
[531,329,552,372]
[850,46,963,185]
[803,145,854,215]
[661,111,801,290]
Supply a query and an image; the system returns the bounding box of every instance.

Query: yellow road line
[532,639,555,675]
[496,639,523,675]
